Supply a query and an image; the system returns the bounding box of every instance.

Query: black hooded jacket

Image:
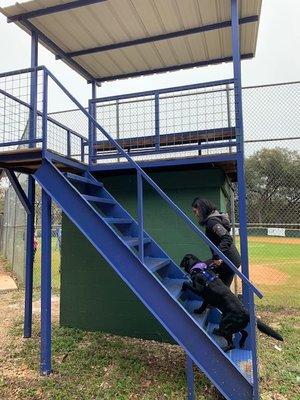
[203,211,241,268]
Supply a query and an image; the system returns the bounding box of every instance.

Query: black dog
[180,254,284,352]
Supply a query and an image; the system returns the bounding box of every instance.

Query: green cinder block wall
[60,167,229,342]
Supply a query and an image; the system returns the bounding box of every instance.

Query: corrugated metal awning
[0,0,262,82]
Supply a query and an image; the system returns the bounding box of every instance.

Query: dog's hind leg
[239,330,248,348]
[212,327,223,336]
[222,334,235,352]
[194,300,208,314]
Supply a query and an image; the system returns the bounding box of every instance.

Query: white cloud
[2,0,32,6]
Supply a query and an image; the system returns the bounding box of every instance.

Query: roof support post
[231,1,259,399]
[29,30,38,147]
[24,31,38,339]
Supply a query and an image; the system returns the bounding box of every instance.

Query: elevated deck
[92,154,237,182]
[0,147,237,181]
[0,148,87,174]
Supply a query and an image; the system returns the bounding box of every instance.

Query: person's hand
[212,259,223,267]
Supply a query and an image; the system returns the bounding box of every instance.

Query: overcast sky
[0,0,299,109]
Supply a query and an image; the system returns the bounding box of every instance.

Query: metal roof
[1,0,262,82]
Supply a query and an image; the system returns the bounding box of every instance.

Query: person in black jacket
[192,197,241,287]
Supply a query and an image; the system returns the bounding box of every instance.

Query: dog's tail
[257,319,284,341]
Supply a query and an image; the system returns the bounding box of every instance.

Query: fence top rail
[243,80,300,90]
[0,66,44,79]
[244,223,300,227]
[91,78,234,104]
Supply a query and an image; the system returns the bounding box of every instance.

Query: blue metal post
[116,99,120,162]
[88,81,97,165]
[185,355,195,400]
[29,31,38,147]
[67,131,71,157]
[24,177,35,338]
[137,171,144,262]
[81,138,85,162]
[40,189,52,375]
[154,93,160,150]
[231,0,259,398]
[88,103,93,164]
[42,69,48,156]
[24,31,38,338]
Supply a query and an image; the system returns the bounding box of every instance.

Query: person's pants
[218,264,238,287]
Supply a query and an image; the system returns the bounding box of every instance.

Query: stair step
[84,195,115,204]
[206,321,254,383]
[66,173,103,187]
[144,257,170,272]
[104,217,133,225]
[183,300,208,327]
[227,349,253,383]
[123,236,152,247]
[206,322,228,348]
[162,278,186,299]
[206,322,254,382]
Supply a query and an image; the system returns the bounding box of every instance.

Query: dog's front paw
[222,345,235,353]
[181,282,190,291]
[212,328,222,336]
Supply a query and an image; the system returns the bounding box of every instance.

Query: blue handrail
[91,78,234,103]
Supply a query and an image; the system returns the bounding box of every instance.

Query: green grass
[3,307,299,400]
[245,237,300,309]
[33,239,61,290]
[257,310,300,399]
[250,242,299,263]
[1,236,299,399]
[6,321,218,400]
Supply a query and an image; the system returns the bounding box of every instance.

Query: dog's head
[180,253,201,274]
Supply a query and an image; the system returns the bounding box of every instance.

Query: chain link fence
[0,175,61,283]
[0,174,28,281]
[232,82,300,306]
[0,80,299,305]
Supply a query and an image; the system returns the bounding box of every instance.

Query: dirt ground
[0,261,60,394]
[247,236,300,245]
[0,290,60,394]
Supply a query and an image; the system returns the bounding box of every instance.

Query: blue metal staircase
[34,158,255,400]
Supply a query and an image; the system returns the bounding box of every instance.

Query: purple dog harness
[190,262,216,285]
[190,262,208,273]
